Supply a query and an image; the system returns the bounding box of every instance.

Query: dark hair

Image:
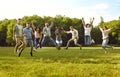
[86,23,91,27]
[104,26,108,29]
[103,26,108,30]
[35,27,42,33]
[18,18,21,20]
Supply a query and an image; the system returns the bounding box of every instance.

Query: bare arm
[32,23,36,31]
[49,17,54,28]
[90,17,94,26]
[81,18,85,27]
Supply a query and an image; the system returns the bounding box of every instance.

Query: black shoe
[58,45,61,50]
[30,52,33,56]
[18,48,23,57]
[80,46,82,50]
[18,52,21,57]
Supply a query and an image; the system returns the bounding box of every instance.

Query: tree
[6,19,17,45]
[0,19,10,46]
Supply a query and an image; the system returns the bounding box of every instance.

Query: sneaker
[80,46,82,50]
[111,46,114,50]
[58,45,61,50]
[33,48,37,52]
[18,52,21,57]
[18,48,23,57]
[30,52,33,56]
[80,47,82,50]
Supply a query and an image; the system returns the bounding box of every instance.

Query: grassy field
[0,47,120,77]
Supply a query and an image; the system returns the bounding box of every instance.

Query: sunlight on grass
[0,47,120,77]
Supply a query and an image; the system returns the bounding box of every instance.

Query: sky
[0,0,120,25]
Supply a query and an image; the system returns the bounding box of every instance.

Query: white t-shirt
[84,27,92,36]
[100,28,111,40]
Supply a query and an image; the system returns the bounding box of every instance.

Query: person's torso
[23,28,33,39]
[14,24,23,37]
[102,30,109,39]
[35,31,41,38]
[71,29,78,39]
[43,26,51,36]
[84,27,92,36]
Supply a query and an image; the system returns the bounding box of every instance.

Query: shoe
[80,46,82,50]
[111,46,114,50]
[30,52,33,56]
[18,48,23,57]
[33,48,37,52]
[18,52,21,57]
[58,45,61,50]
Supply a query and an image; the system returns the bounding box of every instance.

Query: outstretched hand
[82,17,84,20]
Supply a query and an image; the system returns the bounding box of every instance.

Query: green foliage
[0,19,10,46]
[0,15,120,46]
[6,19,17,45]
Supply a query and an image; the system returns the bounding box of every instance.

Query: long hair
[35,27,42,33]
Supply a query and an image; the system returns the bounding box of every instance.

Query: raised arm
[90,17,94,25]
[49,17,54,28]
[32,23,36,31]
[81,18,85,26]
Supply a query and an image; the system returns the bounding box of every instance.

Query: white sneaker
[33,48,37,52]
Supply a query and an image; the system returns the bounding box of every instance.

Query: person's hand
[82,17,84,20]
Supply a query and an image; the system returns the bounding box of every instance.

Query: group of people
[13,17,113,57]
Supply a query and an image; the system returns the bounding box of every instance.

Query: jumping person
[82,17,94,45]
[55,26,63,50]
[19,22,34,57]
[13,18,25,56]
[41,18,58,49]
[32,23,42,51]
[64,26,82,50]
[99,26,113,53]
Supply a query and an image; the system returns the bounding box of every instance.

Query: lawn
[0,47,120,77]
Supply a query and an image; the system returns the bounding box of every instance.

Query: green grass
[0,47,120,77]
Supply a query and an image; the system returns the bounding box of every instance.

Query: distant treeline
[0,15,120,46]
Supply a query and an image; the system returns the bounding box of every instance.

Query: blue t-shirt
[23,28,33,39]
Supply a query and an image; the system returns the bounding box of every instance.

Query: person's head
[36,27,41,33]
[17,18,22,25]
[86,23,91,28]
[102,26,108,31]
[26,22,30,28]
[69,26,74,30]
[45,22,49,27]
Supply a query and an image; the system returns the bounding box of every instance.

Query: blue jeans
[34,38,42,49]
[25,39,33,54]
[85,35,91,45]
[56,39,62,46]
[102,38,112,49]
[41,36,57,47]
